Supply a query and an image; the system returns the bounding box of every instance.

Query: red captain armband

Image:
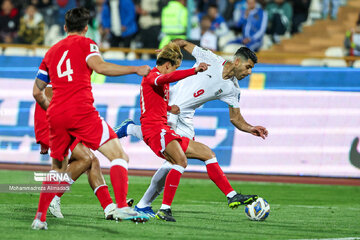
[167,105,172,111]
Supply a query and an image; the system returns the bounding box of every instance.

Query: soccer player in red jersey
[139,42,259,222]
[31,7,150,230]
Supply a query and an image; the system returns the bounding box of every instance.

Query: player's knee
[83,152,95,166]
[202,145,216,160]
[176,155,187,168]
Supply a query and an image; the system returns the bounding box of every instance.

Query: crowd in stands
[0,0,354,56]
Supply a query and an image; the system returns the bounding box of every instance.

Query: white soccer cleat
[31,219,48,230]
[113,207,149,223]
[104,203,117,220]
[49,196,64,218]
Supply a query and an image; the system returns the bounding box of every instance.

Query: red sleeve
[167,105,172,111]
[82,37,101,62]
[153,68,196,86]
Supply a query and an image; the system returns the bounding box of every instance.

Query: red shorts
[34,103,50,148]
[142,125,190,159]
[48,110,117,160]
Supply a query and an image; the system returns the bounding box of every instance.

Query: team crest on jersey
[214,89,223,96]
[90,44,99,53]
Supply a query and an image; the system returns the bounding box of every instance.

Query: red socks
[110,159,128,208]
[205,159,234,196]
[34,181,56,222]
[94,185,113,210]
[162,165,184,207]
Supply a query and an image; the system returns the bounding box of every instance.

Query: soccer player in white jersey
[115,39,268,217]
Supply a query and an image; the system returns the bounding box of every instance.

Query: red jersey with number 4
[140,67,197,128]
[38,35,101,118]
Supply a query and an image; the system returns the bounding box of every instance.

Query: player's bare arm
[228,107,268,139]
[171,39,196,54]
[33,78,50,110]
[87,55,151,76]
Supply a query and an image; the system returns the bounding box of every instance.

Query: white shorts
[168,110,195,140]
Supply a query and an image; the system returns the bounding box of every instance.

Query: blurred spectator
[28,0,51,8]
[27,0,55,27]
[159,0,187,49]
[223,0,240,22]
[289,0,310,34]
[17,5,45,45]
[190,15,218,50]
[101,0,138,48]
[135,0,166,49]
[322,0,340,20]
[55,0,77,30]
[266,0,293,44]
[82,0,101,44]
[228,0,267,52]
[0,0,19,43]
[199,3,229,37]
[344,15,360,56]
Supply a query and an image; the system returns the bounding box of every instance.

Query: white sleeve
[192,45,224,64]
[218,87,241,108]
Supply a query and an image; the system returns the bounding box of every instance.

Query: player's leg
[155,139,187,222]
[135,161,172,217]
[32,157,68,230]
[114,119,143,140]
[97,138,148,222]
[185,140,258,208]
[86,154,117,220]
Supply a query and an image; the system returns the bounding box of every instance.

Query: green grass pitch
[0,169,359,240]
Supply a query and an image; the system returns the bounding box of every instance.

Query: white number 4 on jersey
[57,50,74,81]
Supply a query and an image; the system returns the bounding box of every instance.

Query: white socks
[226,191,237,199]
[136,161,172,208]
[127,124,143,140]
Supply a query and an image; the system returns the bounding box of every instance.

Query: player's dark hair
[65,7,90,33]
[234,47,258,64]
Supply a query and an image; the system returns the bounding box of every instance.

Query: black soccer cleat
[127,198,134,207]
[228,194,258,209]
[156,208,176,222]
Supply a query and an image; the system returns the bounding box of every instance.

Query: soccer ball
[244,197,270,221]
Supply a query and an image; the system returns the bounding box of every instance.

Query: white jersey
[168,46,241,139]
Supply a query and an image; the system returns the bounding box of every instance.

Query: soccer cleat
[113,119,134,139]
[127,198,134,207]
[31,219,48,230]
[106,199,134,220]
[134,205,156,218]
[156,208,176,222]
[49,196,64,218]
[113,207,149,223]
[228,194,258,209]
[104,203,117,220]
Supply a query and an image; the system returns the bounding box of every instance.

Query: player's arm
[228,107,268,139]
[87,55,151,76]
[155,63,209,85]
[171,39,196,54]
[33,78,50,110]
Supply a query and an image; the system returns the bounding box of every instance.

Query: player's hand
[249,126,268,139]
[195,62,210,73]
[169,105,180,115]
[136,65,151,76]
